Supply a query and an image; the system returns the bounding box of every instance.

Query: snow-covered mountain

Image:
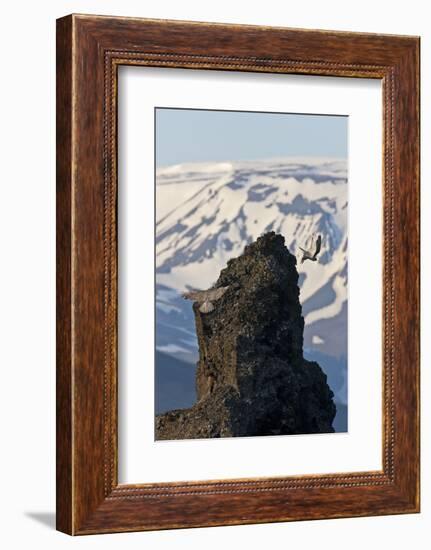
[155,157,348,406]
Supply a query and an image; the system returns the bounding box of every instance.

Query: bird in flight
[299,234,322,264]
[182,286,230,313]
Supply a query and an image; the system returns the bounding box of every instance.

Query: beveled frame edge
[56,14,420,535]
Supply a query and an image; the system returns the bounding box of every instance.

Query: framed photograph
[56,14,420,534]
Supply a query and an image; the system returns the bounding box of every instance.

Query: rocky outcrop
[155,232,336,440]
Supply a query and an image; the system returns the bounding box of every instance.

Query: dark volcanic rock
[155,232,336,440]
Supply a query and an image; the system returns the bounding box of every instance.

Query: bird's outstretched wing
[313,235,322,258]
[182,286,229,303]
[182,290,208,302]
[298,234,322,263]
[205,286,229,301]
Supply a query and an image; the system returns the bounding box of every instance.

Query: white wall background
[0,1,427,548]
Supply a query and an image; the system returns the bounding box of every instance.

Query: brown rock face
[155,232,336,440]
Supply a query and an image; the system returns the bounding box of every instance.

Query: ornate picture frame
[56,14,420,534]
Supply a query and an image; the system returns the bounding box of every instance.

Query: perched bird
[299,234,322,263]
[182,286,230,313]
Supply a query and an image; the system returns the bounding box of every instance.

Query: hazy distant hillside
[155,351,196,415]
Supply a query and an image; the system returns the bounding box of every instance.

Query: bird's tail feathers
[199,301,215,314]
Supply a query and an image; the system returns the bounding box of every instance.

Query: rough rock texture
[155,232,336,440]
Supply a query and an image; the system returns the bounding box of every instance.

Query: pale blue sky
[155,108,347,167]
